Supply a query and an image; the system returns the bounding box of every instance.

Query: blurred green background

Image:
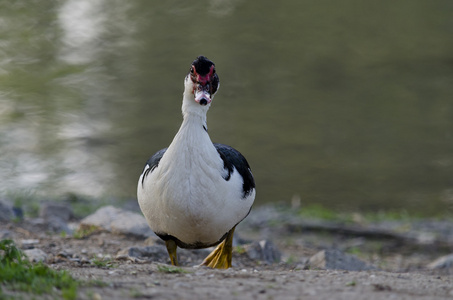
[0,0,452,215]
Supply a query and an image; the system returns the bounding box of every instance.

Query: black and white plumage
[137,56,255,268]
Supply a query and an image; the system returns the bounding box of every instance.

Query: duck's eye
[190,67,194,74]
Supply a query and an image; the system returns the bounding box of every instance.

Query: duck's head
[185,56,220,106]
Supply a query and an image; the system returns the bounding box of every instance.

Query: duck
[137,56,256,269]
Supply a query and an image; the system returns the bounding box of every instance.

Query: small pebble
[92,293,102,300]
[21,239,39,246]
[23,248,47,262]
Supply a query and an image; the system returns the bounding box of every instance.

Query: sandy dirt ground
[1,216,452,300]
[69,263,452,300]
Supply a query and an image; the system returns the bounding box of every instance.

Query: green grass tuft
[0,239,78,300]
[91,256,117,268]
[298,204,346,221]
[73,225,99,239]
[233,245,246,254]
[346,281,357,287]
[157,265,189,274]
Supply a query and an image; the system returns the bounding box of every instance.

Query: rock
[0,200,14,221]
[92,293,102,300]
[79,206,154,238]
[40,203,74,222]
[117,246,168,261]
[12,207,24,220]
[246,240,281,264]
[39,203,74,234]
[427,253,453,269]
[307,249,376,271]
[144,235,164,246]
[0,229,12,239]
[21,239,40,246]
[56,250,73,259]
[48,217,73,234]
[23,248,48,262]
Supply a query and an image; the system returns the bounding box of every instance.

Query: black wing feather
[140,148,167,186]
[214,143,255,198]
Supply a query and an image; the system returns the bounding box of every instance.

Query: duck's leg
[165,239,179,266]
[201,226,236,269]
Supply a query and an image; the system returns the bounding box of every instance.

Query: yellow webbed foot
[165,239,179,266]
[201,226,235,269]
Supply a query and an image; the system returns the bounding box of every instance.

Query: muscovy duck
[137,56,255,269]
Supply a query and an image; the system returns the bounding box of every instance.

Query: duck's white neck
[162,76,221,176]
[181,75,211,128]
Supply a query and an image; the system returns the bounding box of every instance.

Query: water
[1,0,452,215]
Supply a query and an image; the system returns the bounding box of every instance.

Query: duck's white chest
[151,145,228,220]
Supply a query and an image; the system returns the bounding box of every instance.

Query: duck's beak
[194,83,212,106]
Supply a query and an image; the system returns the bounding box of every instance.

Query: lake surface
[1,0,452,215]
